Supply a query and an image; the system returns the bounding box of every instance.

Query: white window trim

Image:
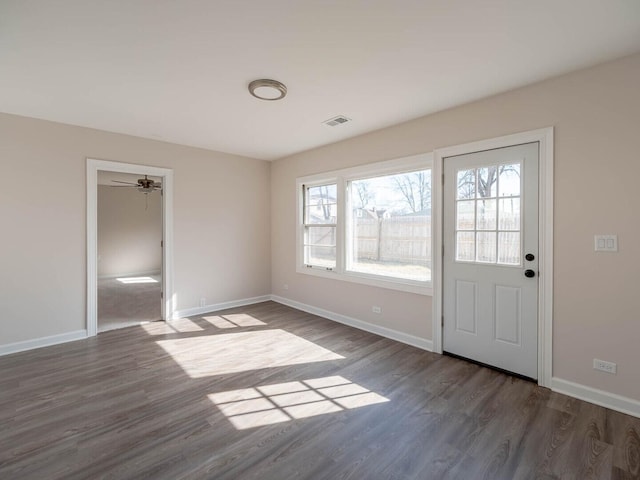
[296,153,433,296]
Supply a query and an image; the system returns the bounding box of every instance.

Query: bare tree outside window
[454,163,522,265]
[318,184,335,221]
[457,165,519,198]
[393,171,431,213]
[354,181,371,209]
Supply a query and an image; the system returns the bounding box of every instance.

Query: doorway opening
[97,171,163,332]
[87,159,174,336]
[432,128,554,387]
[442,142,539,379]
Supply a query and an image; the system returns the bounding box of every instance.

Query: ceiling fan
[110,175,162,194]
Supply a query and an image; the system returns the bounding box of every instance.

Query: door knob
[524,269,535,278]
[525,253,535,261]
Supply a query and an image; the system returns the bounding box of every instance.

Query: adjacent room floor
[97,273,162,332]
[1,301,638,479]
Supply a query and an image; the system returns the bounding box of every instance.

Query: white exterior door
[443,142,539,379]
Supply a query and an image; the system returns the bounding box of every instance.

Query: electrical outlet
[200,298,206,307]
[372,306,381,314]
[593,358,617,374]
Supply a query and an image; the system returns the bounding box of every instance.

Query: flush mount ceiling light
[248,79,287,101]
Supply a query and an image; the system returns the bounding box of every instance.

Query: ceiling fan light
[248,79,287,101]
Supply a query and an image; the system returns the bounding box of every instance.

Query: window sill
[296,265,433,296]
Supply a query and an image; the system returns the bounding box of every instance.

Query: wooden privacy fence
[354,215,431,267]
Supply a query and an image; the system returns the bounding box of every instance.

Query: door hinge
[442,173,445,186]
[441,315,444,327]
[161,240,163,248]
[442,244,444,257]
[161,291,163,299]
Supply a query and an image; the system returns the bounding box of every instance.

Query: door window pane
[454,163,522,266]
[477,167,498,198]
[456,232,475,262]
[476,199,497,230]
[456,201,475,230]
[476,232,497,263]
[498,198,520,231]
[457,169,475,199]
[498,232,520,265]
[498,163,521,197]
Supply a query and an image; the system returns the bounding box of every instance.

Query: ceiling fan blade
[111,180,138,185]
[109,185,136,187]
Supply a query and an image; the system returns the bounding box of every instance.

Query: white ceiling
[1,1,639,161]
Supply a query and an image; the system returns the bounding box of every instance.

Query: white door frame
[433,128,554,387]
[86,158,174,336]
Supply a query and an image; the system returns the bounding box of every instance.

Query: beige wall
[1,52,638,403]
[97,185,162,277]
[0,113,271,344]
[271,53,640,401]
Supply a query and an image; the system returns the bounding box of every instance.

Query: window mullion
[335,177,346,274]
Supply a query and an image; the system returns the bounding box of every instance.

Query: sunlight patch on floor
[157,329,344,378]
[142,322,178,335]
[116,276,159,284]
[209,375,389,430]
[203,313,266,329]
[169,318,204,332]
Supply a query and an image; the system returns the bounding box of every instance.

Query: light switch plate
[594,235,618,252]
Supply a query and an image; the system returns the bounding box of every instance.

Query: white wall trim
[87,159,174,337]
[0,330,87,356]
[432,127,554,388]
[271,295,433,351]
[173,295,272,319]
[551,377,640,419]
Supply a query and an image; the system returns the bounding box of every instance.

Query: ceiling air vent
[323,115,351,127]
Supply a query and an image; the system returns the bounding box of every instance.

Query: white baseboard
[551,377,640,418]
[270,295,433,352]
[0,330,88,356]
[172,295,272,319]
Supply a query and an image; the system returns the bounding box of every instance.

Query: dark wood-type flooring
[1,301,639,479]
